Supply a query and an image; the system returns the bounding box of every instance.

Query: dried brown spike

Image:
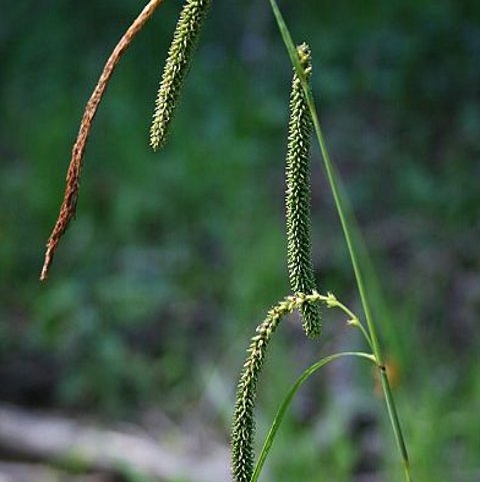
[40,0,165,281]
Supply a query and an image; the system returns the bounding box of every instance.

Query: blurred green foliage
[1,0,480,479]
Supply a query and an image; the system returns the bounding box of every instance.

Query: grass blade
[251,351,376,482]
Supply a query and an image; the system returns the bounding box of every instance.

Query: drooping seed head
[150,0,212,150]
[285,43,321,338]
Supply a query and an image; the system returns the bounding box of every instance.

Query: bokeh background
[1,0,480,481]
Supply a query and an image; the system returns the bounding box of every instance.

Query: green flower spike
[231,293,314,482]
[285,43,321,338]
[150,0,211,150]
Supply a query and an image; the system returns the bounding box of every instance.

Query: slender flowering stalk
[231,292,325,482]
[269,3,413,478]
[285,43,321,338]
[150,0,212,150]
[231,291,368,482]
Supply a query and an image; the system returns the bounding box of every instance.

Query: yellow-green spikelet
[285,43,321,338]
[231,310,281,482]
[231,295,310,482]
[150,0,211,150]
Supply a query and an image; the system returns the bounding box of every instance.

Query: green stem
[312,113,411,470]
[323,293,375,351]
[308,77,412,482]
[268,0,412,478]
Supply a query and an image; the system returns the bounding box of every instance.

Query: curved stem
[317,292,375,351]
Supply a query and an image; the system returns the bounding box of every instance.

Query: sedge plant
[39,0,413,481]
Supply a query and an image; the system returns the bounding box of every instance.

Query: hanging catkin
[285,43,321,338]
[150,0,211,150]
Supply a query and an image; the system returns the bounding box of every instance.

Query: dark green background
[1,1,480,480]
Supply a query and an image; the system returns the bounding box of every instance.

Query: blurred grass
[1,0,480,479]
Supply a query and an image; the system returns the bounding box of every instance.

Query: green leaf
[251,351,376,482]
